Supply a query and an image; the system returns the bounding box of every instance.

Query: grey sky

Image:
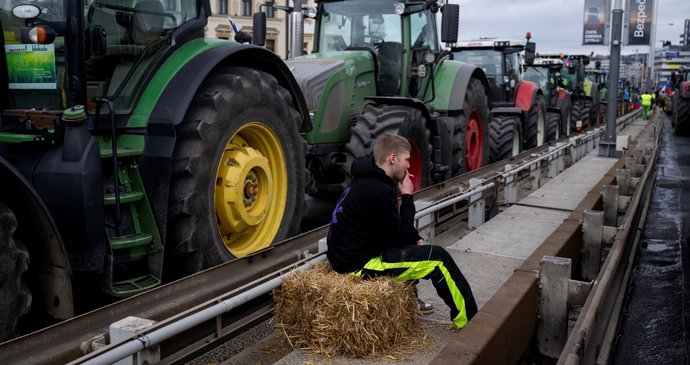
[451,0,690,56]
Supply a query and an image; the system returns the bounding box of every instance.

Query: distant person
[327,134,478,329]
[640,91,652,119]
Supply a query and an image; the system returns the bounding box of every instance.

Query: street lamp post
[649,17,674,90]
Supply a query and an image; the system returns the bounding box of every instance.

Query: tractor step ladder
[103,154,163,297]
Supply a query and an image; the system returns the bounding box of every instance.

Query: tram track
[0,112,644,365]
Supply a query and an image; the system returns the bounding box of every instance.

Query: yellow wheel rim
[214,122,287,257]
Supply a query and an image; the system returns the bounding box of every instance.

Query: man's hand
[398,171,414,195]
[417,239,426,246]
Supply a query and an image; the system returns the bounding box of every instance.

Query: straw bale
[273,262,430,358]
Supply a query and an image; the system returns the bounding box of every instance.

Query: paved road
[612,113,690,364]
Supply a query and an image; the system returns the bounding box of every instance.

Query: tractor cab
[523,58,565,107]
[537,53,594,100]
[452,37,534,104]
[1,1,206,148]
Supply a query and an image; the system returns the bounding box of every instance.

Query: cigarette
[408,174,414,178]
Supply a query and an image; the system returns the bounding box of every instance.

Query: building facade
[652,45,690,88]
[205,0,314,59]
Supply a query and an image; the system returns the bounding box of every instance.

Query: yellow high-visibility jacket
[640,94,652,106]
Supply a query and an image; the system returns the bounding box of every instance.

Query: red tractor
[452,34,551,162]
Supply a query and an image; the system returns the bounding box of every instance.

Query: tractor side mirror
[441,4,459,44]
[524,42,536,66]
[252,12,266,46]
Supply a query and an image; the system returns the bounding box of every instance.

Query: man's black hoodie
[327,156,422,273]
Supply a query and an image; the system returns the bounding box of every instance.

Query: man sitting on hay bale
[327,134,478,329]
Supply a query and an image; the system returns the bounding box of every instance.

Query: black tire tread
[524,94,546,149]
[489,115,522,163]
[546,111,560,142]
[0,202,31,342]
[344,104,432,187]
[165,67,305,278]
[452,78,489,175]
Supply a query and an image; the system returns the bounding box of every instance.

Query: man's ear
[388,153,396,165]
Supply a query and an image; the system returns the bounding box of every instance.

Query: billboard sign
[627,0,654,45]
[583,0,608,45]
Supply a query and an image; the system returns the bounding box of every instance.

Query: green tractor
[254,0,492,197]
[538,53,599,133]
[523,57,572,139]
[0,0,310,341]
[585,61,608,126]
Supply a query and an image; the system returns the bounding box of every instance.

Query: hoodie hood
[351,156,394,187]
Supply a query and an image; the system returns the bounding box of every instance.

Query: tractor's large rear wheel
[524,94,547,149]
[0,202,31,342]
[675,97,690,136]
[559,98,573,136]
[489,115,523,163]
[571,99,590,133]
[452,78,489,175]
[546,111,561,142]
[165,67,305,278]
[345,104,431,191]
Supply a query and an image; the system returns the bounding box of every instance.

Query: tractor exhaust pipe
[288,0,304,58]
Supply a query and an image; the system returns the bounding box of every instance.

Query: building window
[242,0,251,16]
[266,39,275,52]
[217,0,227,14]
[266,0,274,17]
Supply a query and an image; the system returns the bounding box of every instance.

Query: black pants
[353,244,478,329]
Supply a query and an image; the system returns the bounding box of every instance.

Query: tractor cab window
[504,52,520,83]
[410,11,436,52]
[523,67,548,92]
[317,0,402,95]
[84,0,199,115]
[453,50,503,97]
[317,0,402,52]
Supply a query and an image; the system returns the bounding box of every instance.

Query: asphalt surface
[611,113,690,365]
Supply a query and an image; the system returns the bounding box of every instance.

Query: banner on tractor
[5,44,56,89]
[627,0,654,45]
[583,0,608,45]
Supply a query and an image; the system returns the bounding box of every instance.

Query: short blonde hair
[373,134,411,165]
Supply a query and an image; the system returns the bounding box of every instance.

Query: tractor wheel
[524,94,547,149]
[165,67,305,278]
[451,78,489,175]
[675,98,690,136]
[489,114,523,163]
[571,99,590,133]
[585,99,594,128]
[559,99,573,136]
[0,202,31,342]
[546,111,560,142]
[345,104,432,191]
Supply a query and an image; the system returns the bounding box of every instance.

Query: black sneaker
[416,299,434,315]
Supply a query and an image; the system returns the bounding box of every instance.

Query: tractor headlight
[394,3,406,15]
[424,52,435,64]
[12,4,41,19]
[306,7,317,18]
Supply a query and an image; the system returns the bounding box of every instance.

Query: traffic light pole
[599,0,623,158]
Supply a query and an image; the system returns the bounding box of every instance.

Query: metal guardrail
[559,110,659,365]
[414,109,641,238]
